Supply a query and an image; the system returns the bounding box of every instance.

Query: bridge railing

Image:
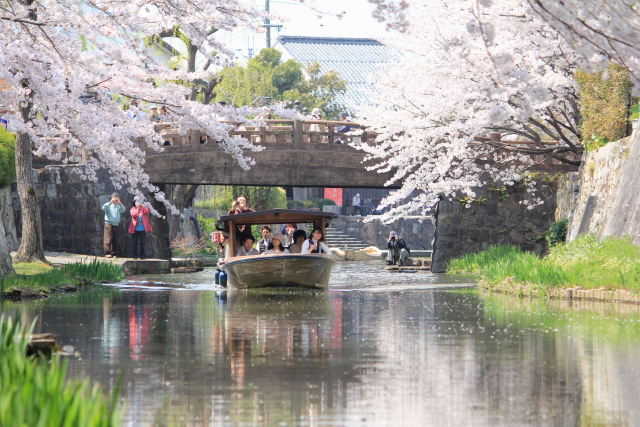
[143,119,376,152]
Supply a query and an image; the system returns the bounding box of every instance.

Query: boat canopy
[217,209,337,226]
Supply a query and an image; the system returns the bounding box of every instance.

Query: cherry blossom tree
[0,0,315,268]
[526,0,640,92]
[357,0,582,218]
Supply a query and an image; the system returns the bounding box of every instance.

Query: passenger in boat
[263,233,289,254]
[287,230,307,254]
[280,223,296,246]
[215,231,231,266]
[301,228,330,254]
[227,195,255,243]
[257,225,271,254]
[386,231,410,266]
[236,235,260,257]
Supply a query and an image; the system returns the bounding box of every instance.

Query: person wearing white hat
[308,107,327,143]
[263,233,289,254]
[387,231,410,266]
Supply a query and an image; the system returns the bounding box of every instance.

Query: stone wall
[11,165,159,257]
[431,182,558,272]
[556,131,640,244]
[329,215,435,250]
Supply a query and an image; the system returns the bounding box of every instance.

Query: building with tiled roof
[277,36,395,208]
[276,36,397,108]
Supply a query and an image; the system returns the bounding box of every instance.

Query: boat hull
[221,254,335,289]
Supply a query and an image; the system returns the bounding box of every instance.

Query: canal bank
[448,234,640,304]
[11,251,217,274]
[2,251,217,300]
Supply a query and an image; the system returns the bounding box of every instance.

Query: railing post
[190,130,201,151]
[293,120,304,149]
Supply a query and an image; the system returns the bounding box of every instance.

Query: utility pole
[265,0,271,48]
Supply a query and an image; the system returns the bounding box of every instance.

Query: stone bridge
[140,120,578,187]
[141,119,396,188]
[39,119,578,187]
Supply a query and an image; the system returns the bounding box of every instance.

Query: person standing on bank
[128,200,152,259]
[387,231,410,266]
[102,192,125,258]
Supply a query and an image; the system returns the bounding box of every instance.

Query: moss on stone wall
[0,129,15,188]
[576,63,634,151]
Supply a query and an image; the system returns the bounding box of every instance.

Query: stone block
[77,199,88,212]
[68,184,83,198]
[45,184,57,198]
[43,237,59,250]
[323,205,341,215]
[82,184,95,196]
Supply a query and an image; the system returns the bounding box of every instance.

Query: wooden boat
[217,209,337,289]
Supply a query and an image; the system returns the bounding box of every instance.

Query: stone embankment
[431,181,557,272]
[480,279,640,305]
[556,130,640,244]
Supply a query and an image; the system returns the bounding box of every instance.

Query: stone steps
[325,228,370,250]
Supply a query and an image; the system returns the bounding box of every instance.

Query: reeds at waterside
[0,259,124,292]
[0,315,123,426]
[447,234,640,292]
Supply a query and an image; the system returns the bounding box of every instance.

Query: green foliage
[0,260,124,292]
[629,103,640,121]
[0,128,16,188]
[287,198,335,210]
[197,214,217,236]
[576,63,634,150]
[195,185,288,212]
[0,316,123,426]
[546,218,568,247]
[447,234,640,292]
[214,48,347,118]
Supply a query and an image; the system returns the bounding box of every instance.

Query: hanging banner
[324,188,343,206]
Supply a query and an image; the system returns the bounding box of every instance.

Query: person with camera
[227,195,254,243]
[102,192,126,258]
[128,200,152,259]
[386,231,410,266]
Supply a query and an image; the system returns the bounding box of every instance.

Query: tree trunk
[150,184,172,260]
[0,186,19,251]
[168,184,199,243]
[14,131,46,263]
[0,201,15,277]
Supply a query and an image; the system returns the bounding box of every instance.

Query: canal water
[3,261,640,426]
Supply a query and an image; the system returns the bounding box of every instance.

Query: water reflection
[2,263,640,426]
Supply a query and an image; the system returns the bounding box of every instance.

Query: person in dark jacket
[227,195,254,244]
[334,112,351,144]
[387,231,410,266]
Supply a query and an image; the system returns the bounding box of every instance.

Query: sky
[217,0,391,61]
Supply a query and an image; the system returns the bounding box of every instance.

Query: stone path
[10,252,216,275]
[11,251,142,267]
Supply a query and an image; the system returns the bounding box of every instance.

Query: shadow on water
[3,261,640,425]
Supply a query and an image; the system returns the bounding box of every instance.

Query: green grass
[13,262,54,275]
[447,234,640,293]
[1,260,124,292]
[0,315,123,426]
